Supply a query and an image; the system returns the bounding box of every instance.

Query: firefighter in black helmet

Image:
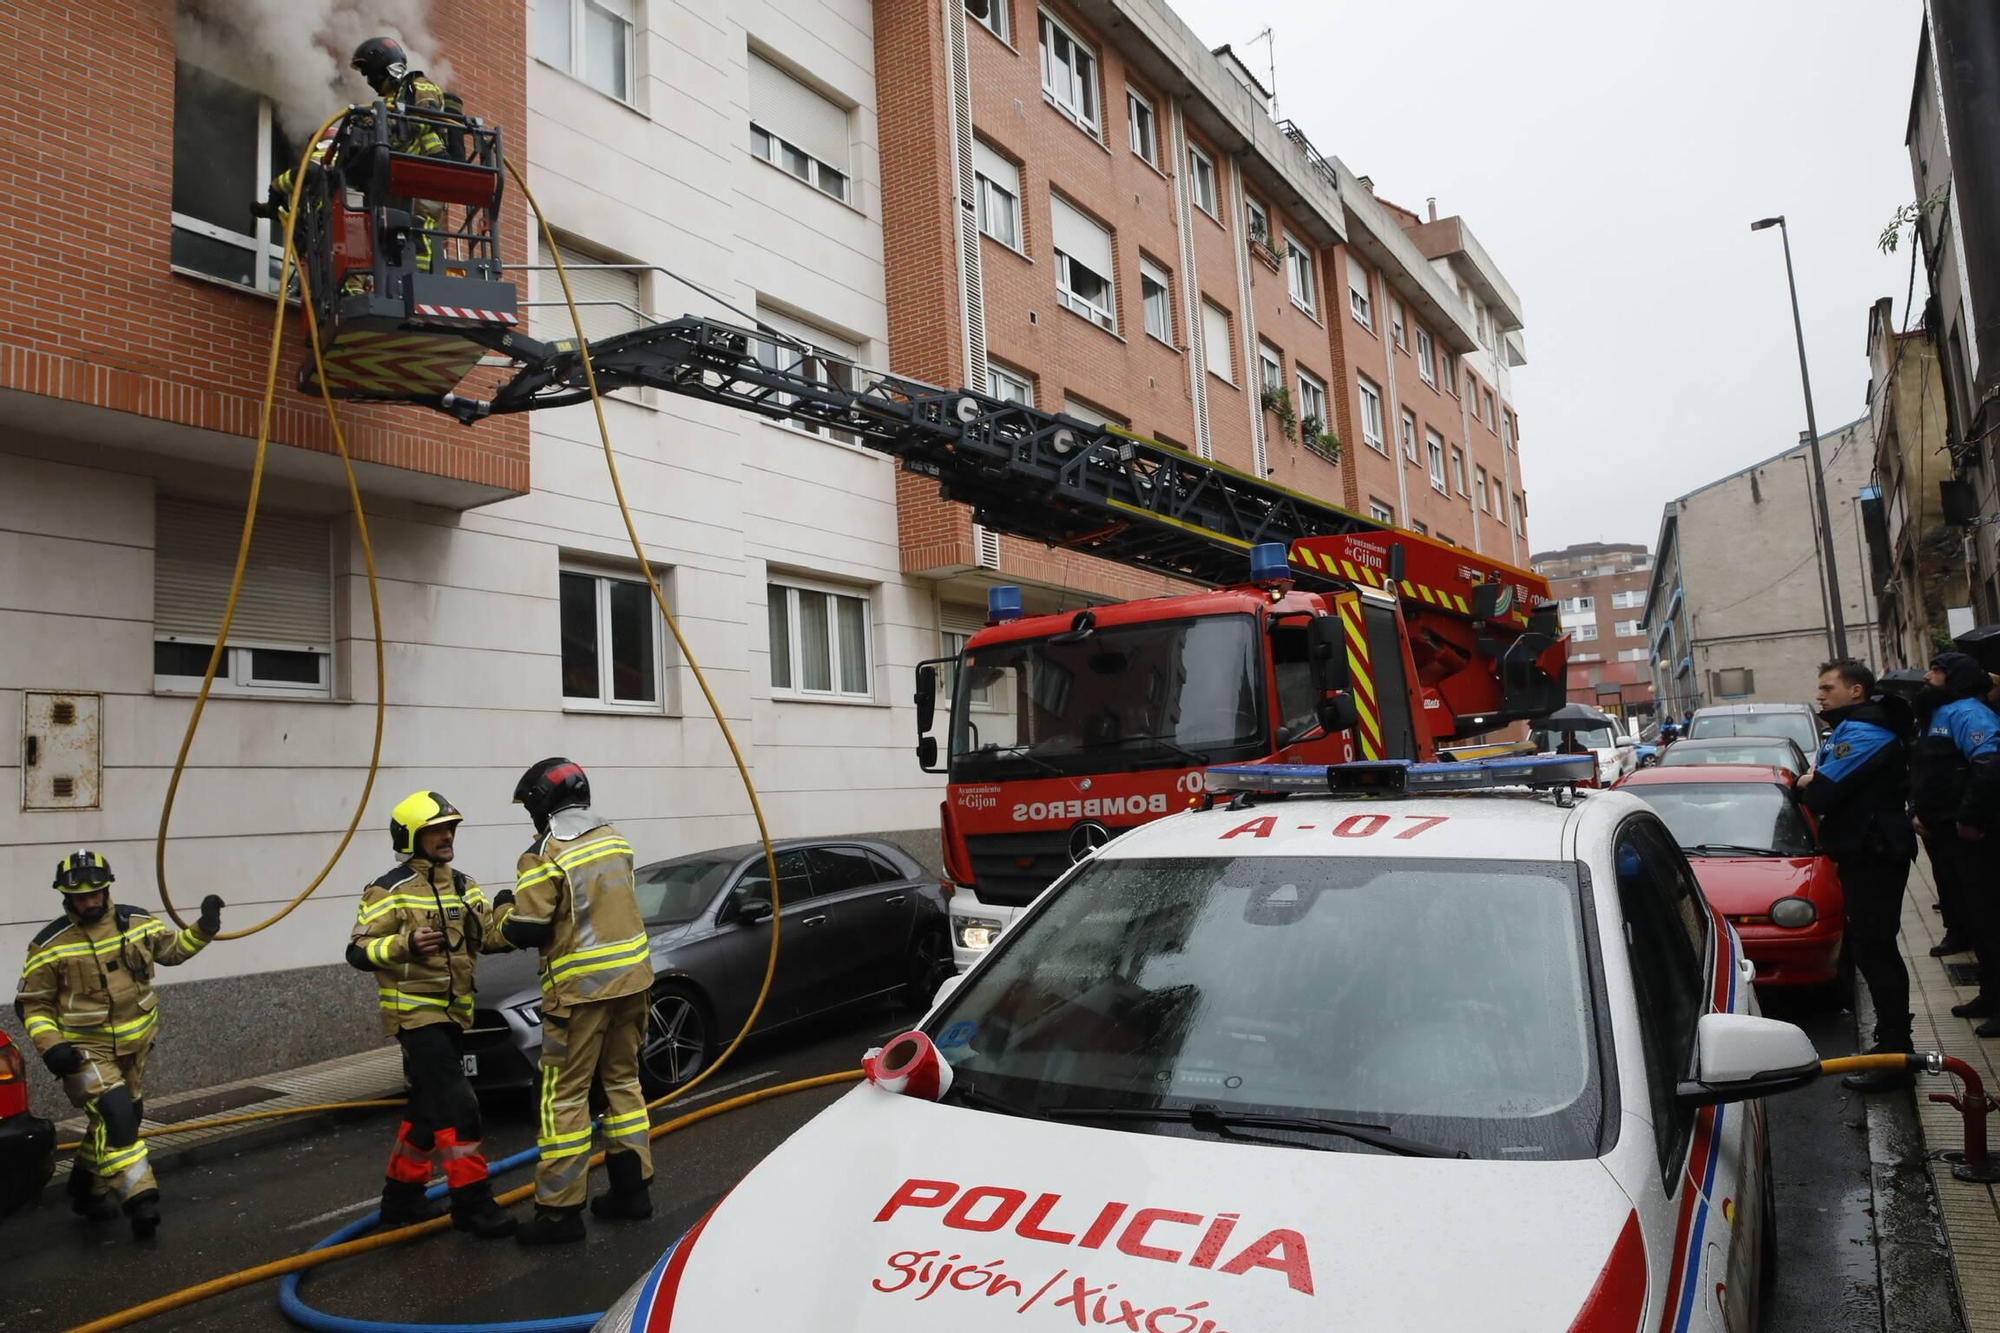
[346,792,517,1237]
[494,759,655,1245]
[349,35,449,272]
[13,852,222,1239]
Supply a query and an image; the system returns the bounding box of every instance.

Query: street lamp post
[1752,215,1848,660]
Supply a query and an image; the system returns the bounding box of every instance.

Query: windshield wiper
[942,1080,1052,1121]
[1041,1103,1467,1159]
[1101,733,1212,767]
[1683,843,1784,859]
[968,743,1063,777]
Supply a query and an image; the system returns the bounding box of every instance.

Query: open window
[170,60,299,293]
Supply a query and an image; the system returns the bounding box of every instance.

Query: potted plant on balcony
[1246,215,1282,272]
[1260,385,1298,443]
[1300,415,1341,465]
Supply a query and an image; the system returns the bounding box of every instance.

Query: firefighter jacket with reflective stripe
[13,908,210,1057]
[500,819,651,1016]
[389,74,447,157]
[347,859,509,1037]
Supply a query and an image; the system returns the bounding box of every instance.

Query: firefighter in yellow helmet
[13,851,222,1239]
[494,759,654,1245]
[346,792,516,1238]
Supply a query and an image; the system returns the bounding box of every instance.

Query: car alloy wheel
[642,989,708,1089]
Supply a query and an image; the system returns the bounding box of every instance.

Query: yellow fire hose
[60,1071,862,1333]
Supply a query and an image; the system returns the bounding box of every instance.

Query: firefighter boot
[379,1178,446,1228]
[450,1179,518,1240]
[69,1166,118,1223]
[590,1149,653,1221]
[515,1204,586,1246]
[126,1189,162,1241]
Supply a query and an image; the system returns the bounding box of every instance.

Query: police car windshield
[634,857,735,924]
[929,853,1605,1160]
[1625,783,1817,857]
[949,615,1266,780]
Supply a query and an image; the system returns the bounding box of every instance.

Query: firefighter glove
[43,1042,83,1077]
[197,894,224,936]
[491,888,515,909]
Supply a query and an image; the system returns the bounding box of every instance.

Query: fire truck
[283,103,1567,963]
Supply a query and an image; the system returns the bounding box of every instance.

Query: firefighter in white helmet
[346,791,516,1238]
[13,851,222,1239]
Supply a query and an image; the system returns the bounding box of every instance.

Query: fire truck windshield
[949,614,1267,780]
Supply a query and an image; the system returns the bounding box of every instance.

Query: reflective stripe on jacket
[348,859,507,1037]
[504,820,651,1015]
[13,909,209,1057]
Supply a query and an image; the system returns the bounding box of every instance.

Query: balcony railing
[1275,119,1340,198]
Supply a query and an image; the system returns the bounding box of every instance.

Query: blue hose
[277,1144,606,1333]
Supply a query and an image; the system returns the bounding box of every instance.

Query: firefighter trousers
[535,990,650,1209]
[386,1024,489,1190]
[64,1044,154,1206]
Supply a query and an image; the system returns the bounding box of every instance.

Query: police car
[592,755,1825,1332]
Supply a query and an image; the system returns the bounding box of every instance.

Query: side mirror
[914,663,938,733]
[917,735,940,770]
[1306,614,1351,694]
[1386,544,1406,587]
[1676,1012,1820,1107]
[735,897,775,926]
[1615,737,1637,749]
[1314,693,1358,736]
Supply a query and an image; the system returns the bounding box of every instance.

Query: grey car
[460,838,953,1095]
[1686,703,1824,761]
[1654,734,1812,777]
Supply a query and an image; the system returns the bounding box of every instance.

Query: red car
[1616,764,1845,988]
[0,1027,54,1219]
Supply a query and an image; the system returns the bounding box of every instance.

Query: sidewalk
[47,1043,405,1184]
[1898,858,2000,1332]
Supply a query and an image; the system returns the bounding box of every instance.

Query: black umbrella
[1878,667,1927,700]
[1535,703,1617,733]
[1952,624,2000,674]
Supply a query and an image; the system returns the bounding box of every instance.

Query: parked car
[587,755,1805,1333]
[1616,764,1843,989]
[464,838,953,1095]
[1530,705,1640,786]
[1687,703,1823,765]
[0,1027,55,1219]
[1655,735,1811,777]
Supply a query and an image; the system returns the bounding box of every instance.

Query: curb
[1857,976,1967,1333]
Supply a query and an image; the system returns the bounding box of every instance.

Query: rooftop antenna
[1242,27,1278,120]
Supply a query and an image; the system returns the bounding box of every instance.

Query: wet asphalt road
[0,990,1909,1333]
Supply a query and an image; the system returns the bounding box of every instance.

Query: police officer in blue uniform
[1800,659,1918,1091]
[1910,652,2000,1038]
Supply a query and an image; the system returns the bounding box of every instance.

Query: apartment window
[1484,388,1496,427]
[1295,369,1329,444]
[1440,353,1457,396]
[754,305,860,446]
[1416,327,1436,385]
[1369,499,1395,525]
[1615,619,1645,638]
[1140,258,1173,344]
[769,580,873,699]
[1399,409,1418,462]
[1619,648,1651,664]
[1246,197,1271,247]
[153,496,331,697]
[1201,300,1233,382]
[1039,10,1100,135]
[560,568,666,708]
[1285,235,1317,315]
[1513,493,1527,534]
[1412,520,1429,536]
[1051,196,1116,331]
[1127,89,1158,165]
[988,361,1034,405]
[171,61,296,292]
[1572,624,1600,643]
[1449,447,1466,495]
[538,235,646,341]
[1390,298,1406,349]
[1258,341,1284,394]
[973,140,1023,250]
[940,626,997,708]
[749,56,852,202]
[968,0,1009,42]
[1346,257,1373,328]
[1357,376,1386,454]
[1188,143,1218,217]
[536,0,635,102]
[1503,411,1516,451]
[1612,589,1646,610]
[1062,394,1126,428]
[1562,596,1596,614]
[1426,430,1447,492]
[1475,465,1489,512]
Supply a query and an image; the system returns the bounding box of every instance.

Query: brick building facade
[1531,543,1656,717]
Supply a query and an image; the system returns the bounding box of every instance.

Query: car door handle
[883,896,904,905]
[801,914,829,927]
[1737,957,1757,988]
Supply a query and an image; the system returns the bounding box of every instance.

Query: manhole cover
[145,1086,283,1124]
[1944,962,1981,988]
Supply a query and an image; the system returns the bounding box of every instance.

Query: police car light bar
[1204,754,1597,797]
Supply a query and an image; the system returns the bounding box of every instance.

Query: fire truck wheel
[903,927,955,1012]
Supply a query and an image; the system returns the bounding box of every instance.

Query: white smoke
[175,0,456,140]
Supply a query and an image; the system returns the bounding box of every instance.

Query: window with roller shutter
[1051,195,1116,331]
[536,235,646,342]
[748,54,852,203]
[153,496,333,697]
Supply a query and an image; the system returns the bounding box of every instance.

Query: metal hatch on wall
[21,691,102,811]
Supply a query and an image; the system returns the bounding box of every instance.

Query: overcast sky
[1168,0,1925,556]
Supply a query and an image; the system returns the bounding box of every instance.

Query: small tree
[1879,186,1950,254]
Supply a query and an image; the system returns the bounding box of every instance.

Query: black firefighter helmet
[514,758,591,832]
[350,36,410,95]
